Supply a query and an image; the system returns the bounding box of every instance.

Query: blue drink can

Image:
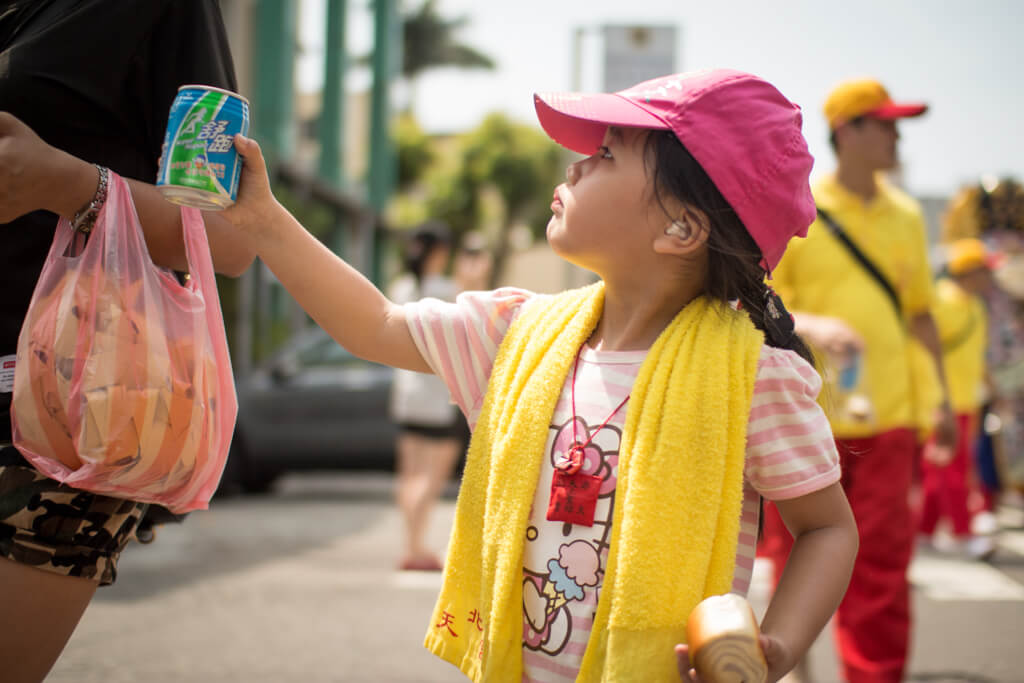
[156,85,250,210]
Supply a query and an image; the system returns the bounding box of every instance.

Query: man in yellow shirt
[759,79,956,683]
[919,239,995,559]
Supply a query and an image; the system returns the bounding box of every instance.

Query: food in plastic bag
[11,171,237,512]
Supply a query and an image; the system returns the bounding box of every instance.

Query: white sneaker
[971,510,999,536]
[963,535,997,561]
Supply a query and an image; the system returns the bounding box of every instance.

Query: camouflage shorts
[0,446,147,586]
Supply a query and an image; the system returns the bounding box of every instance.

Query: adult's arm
[0,112,254,277]
[791,311,864,355]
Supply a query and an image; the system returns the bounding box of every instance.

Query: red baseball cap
[534,69,816,272]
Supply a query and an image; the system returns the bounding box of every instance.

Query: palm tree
[399,0,495,112]
[402,0,494,76]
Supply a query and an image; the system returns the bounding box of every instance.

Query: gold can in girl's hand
[686,594,768,683]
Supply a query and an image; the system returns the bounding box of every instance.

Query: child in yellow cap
[919,239,997,559]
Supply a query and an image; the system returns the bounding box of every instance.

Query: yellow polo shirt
[772,174,935,438]
[933,278,988,414]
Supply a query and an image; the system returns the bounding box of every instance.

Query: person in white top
[387,222,464,571]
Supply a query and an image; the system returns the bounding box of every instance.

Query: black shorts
[398,413,471,444]
[0,446,147,585]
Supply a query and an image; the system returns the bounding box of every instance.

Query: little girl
[225,68,858,682]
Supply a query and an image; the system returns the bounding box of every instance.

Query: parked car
[219,327,398,493]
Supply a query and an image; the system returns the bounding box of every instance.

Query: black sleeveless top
[0,0,237,441]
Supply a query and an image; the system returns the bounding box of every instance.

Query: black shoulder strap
[816,207,902,316]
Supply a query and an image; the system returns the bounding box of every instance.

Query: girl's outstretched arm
[758,482,858,680]
[223,134,431,373]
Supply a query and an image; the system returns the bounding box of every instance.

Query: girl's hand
[674,643,704,682]
[221,134,285,241]
[675,634,793,682]
[759,633,796,683]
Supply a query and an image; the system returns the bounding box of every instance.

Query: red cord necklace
[557,344,631,473]
[548,345,630,527]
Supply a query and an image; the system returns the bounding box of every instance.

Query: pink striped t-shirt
[405,288,840,683]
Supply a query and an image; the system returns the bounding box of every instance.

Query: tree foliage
[394,112,434,189]
[401,0,495,79]
[393,112,565,283]
[454,113,563,238]
[385,3,560,279]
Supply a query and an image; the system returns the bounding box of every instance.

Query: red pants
[760,428,916,683]
[919,413,976,537]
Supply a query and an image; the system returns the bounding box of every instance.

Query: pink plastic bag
[11,171,237,512]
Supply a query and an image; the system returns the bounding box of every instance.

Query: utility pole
[318,0,347,188]
[252,0,296,165]
[367,0,401,284]
[250,0,296,363]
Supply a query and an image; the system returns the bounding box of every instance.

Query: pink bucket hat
[534,69,816,272]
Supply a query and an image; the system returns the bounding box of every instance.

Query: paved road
[49,473,1024,683]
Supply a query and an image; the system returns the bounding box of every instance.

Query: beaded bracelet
[71,164,110,234]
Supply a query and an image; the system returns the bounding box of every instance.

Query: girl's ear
[653,208,710,255]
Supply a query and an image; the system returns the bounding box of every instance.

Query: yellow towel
[424,282,763,681]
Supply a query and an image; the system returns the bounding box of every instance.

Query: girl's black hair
[644,130,814,364]
[404,220,452,283]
